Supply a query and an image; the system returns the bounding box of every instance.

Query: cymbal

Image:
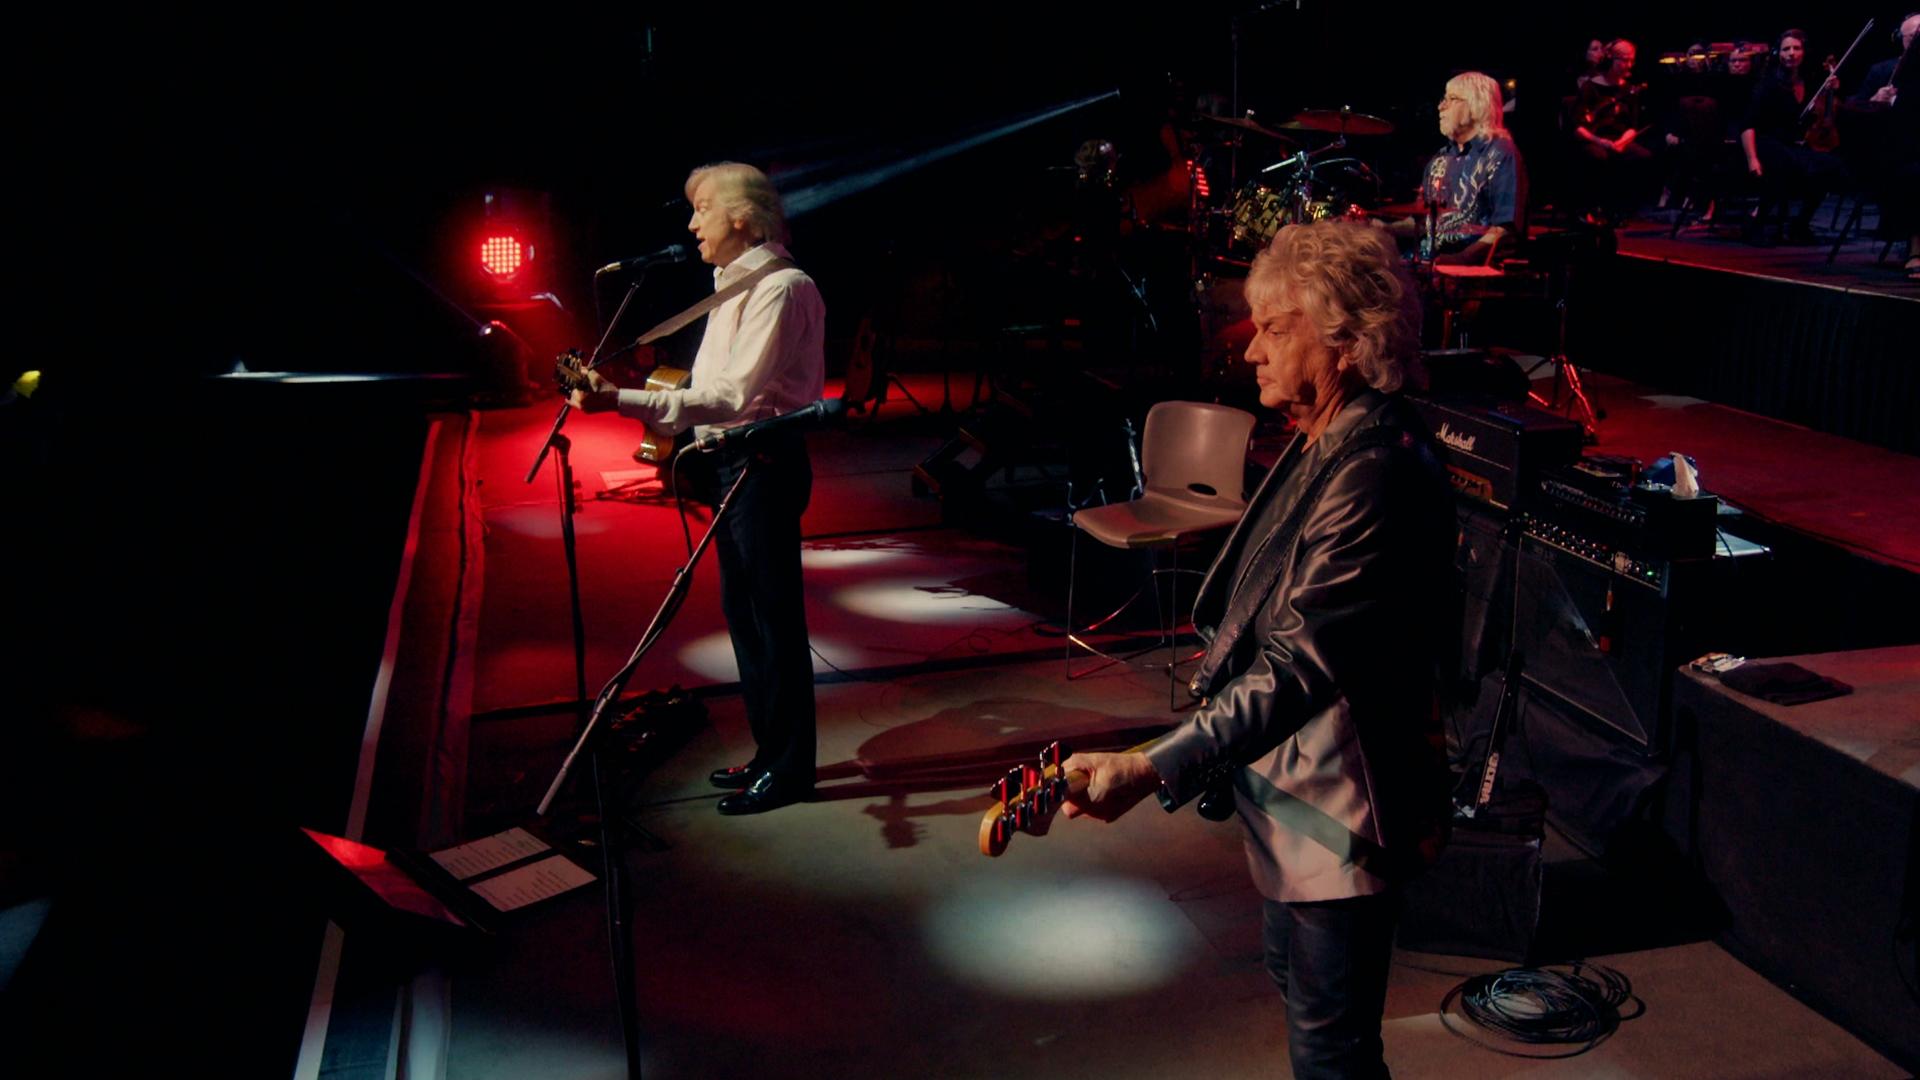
[1197,112,1297,143]
[1285,108,1395,136]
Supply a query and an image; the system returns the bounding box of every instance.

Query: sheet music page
[429,827,550,881]
[468,854,597,912]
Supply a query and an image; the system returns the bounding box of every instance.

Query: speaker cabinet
[1513,534,1677,750]
[1453,499,1516,688]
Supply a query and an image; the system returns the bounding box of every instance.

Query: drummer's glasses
[1439,95,1466,108]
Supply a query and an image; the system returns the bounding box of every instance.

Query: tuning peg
[1041,740,1066,770]
[991,766,1023,806]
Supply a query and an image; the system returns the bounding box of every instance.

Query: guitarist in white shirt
[573,162,825,814]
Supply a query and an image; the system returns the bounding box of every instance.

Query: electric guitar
[977,741,1089,857]
[554,349,692,465]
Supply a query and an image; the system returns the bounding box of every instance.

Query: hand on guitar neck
[554,348,694,465]
[1061,750,1161,822]
[976,741,1161,856]
[555,349,622,412]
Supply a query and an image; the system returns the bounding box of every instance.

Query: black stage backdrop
[20,3,1887,385]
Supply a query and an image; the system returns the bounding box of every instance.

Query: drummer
[1391,71,1527,265]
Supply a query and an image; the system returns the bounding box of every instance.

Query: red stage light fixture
[480,233,529,280]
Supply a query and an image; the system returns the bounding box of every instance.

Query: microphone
[595,244,694,275]
[690,399,847,453]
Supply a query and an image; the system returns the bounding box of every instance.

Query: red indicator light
[481,235,525,278]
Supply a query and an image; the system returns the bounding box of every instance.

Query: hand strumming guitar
[1060,750,1162,822]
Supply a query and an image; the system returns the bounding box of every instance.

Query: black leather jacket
[1146,390,1455,901]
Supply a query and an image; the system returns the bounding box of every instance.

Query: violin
[1804,55,1842,151]
[1581,81,1644,130]
[1800,18,1877,151]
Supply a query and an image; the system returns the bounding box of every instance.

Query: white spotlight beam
[781,89,1120,218]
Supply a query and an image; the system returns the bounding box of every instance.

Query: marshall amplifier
[1406,394,1583,510]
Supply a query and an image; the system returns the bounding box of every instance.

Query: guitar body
[631,365,691,465]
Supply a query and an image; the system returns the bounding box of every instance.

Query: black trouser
[711,432,816,785]
[1263,891,1402,1080]
[1573,139,1658,216]
[1754,135,1848,229]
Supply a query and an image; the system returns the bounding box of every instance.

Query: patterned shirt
[1422,130,1525,250]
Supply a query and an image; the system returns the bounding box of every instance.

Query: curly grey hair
[1245,220,1424,393]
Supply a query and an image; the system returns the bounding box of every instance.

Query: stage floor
[416,656,1905,1080]
[1614,214,1919,302]
[466,362,1918,724]
[294,368,1918,1076]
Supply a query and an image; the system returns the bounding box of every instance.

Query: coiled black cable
[1438,961,1644,1058]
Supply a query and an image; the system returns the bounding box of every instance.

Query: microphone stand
[535,457,754,1080]
[524,273,653,735]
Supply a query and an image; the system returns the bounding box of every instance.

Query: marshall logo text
[1437,422,1478,454]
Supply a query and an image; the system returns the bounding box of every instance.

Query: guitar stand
[877,371,934,417]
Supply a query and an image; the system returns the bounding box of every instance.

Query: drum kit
[1189,105,1397,265]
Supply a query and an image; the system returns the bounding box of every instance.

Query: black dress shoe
[717,772,813,816]
[708,763,759,789]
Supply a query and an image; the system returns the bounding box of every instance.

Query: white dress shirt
[615,242,825,442]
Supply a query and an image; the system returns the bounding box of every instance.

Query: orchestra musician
[1740,29,1850,245]
[571,162,825,815]
[1060,220,1455,1080]
[1576,38,1609,92]
[1572,39,1657,224]
[1849,12,1919,107]
[1850,17,1920,276]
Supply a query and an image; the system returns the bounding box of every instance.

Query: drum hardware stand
[1522,294,1602,442]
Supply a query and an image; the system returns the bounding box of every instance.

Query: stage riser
[1568,255,1920,455]
[1667,670,1920,1072]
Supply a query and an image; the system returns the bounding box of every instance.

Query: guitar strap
[627,257,796,349]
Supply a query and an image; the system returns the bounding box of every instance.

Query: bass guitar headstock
[977,740,1089,857]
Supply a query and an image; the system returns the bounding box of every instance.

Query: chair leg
[1067,531,1162,680]
[1164,544,1179,708]
[1828,199,1865,265]
[1065,519,1079,677]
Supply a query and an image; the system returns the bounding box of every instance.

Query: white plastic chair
[1066,400,1256,705]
